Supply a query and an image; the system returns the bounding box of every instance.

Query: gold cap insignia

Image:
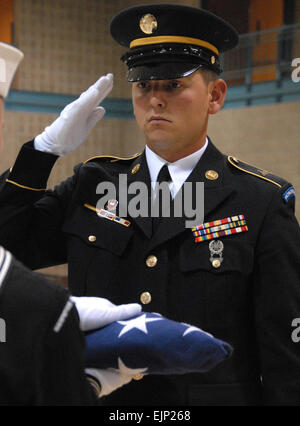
[205,170,219,181]
[211,56,216,64]
[140,13,158,34]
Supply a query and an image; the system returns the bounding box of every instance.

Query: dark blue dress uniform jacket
[0,139,300,406]
[0,248,97,405]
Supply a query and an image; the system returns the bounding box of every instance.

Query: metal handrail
[238,23,300,42]
[222,23,300,84]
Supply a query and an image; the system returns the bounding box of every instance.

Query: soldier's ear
[208,79,227,115]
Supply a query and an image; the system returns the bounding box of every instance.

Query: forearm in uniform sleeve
[4,140,59,191]
[0,141,79,269]
[253,183,300,405]
[37,304,99,406]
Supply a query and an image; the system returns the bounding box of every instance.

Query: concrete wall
[208,100,300,221]
[13,0,199,97]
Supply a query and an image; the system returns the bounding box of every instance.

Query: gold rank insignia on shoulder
[192,215,248,243]
[140,14,158,34]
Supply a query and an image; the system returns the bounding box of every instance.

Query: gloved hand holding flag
[85,312,233,376]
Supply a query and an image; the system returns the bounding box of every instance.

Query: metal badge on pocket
[209,240,224,269]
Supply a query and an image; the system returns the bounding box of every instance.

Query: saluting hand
[34,73,113,156]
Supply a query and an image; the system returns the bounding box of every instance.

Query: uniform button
[133,374,144,381]
[212,259,221,268]
[140,292,152,305]
[88,235,97,242]
[146,255,157,267]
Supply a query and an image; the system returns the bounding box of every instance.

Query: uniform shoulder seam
[227,155,286,188]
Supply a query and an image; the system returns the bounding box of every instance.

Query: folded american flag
[85,312,233,375]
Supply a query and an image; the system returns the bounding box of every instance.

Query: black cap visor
[127,62,204,82]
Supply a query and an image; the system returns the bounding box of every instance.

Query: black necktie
[157,164,172,184]
[152,165,172,233]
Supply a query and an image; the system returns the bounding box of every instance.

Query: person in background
[0,42,141,405]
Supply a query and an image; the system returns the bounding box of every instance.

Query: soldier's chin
[146,126,172,138]
[146,136,175,151]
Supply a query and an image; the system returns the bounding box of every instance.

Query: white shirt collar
[145,137,208,197]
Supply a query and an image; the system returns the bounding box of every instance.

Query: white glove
[34,73,113,156]
[86,368,132,398]
[0,43,24,98]
[71,296,141,332]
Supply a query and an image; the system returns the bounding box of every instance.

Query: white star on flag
[182,323,213,338]
[117,313,163,337]
[85,313,233,375]
[111,357,148,376]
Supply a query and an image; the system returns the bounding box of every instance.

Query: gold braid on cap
[130,35,219,55]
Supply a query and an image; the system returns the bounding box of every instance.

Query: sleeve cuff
[86,375,102,399]
[7,140,59,190]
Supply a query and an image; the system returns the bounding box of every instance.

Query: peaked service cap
[110,3,239,81]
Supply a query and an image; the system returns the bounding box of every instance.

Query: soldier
[0,5,300,405]
[0,42,141,405]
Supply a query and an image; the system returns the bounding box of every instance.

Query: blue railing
[5,24,300,115]
[5,90,134,119]
[222,23,300,107]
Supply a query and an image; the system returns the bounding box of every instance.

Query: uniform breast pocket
[62,205,134,296]
[179,237,254,327]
